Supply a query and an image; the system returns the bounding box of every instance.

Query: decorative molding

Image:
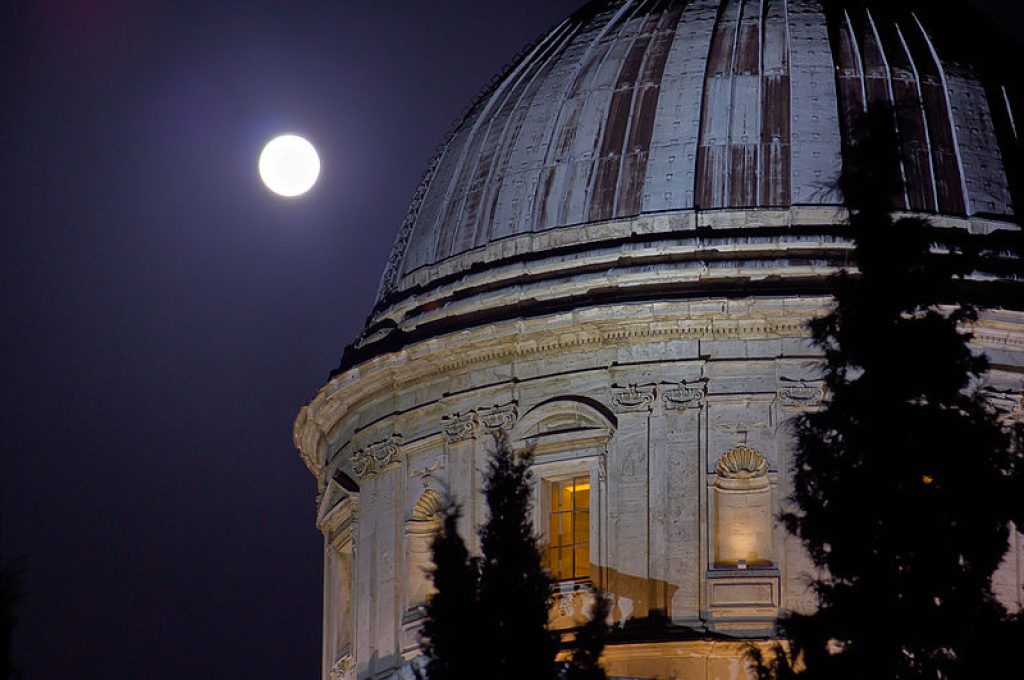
[351,434,404,479]
[410,459,446,488]
[715,421,769,434]
[329,652,355,680]
[297,304,1024,477]
[553,586,596,621]
[662,381,706,410]
[409,489,446,525]
[778,378,825,408]
[479,402,518,432]
[716,445,770,479]
[295,302,844,473]
[610,384,657,413]
[318,489,357,535]
[375,153,442,302]
[442,411,478,444]
[443,402,518,443]
[982,387,1023,424]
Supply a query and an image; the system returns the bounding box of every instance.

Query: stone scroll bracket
[351,434,404,480]
[441,402,518,443]
[982,386,1024,425]
[610,383,657,413]
[661,379,707,411]
[777,377,826,409]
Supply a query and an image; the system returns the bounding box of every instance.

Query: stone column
[650,380,704,623]
[442,410,479,548]
[607,384,655,622]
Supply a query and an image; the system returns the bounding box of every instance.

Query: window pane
[574,511,589,543]
[559,513,572,544]
[575,484,590,511]
[574,545,590,579]
[549,548,560,577]
[559,547,573,579]
[560,481,574,512]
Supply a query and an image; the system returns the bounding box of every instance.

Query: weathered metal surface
[761,0,791,208]
[378,0,1020,301]
[643,0,720,212]
[788,0,842,204]
[944,65,1013,216]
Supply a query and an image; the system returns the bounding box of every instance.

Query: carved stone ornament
[442,411,479,444]
[982,387,1023,424]
[716,445,770,479]
[410,459,446,488]
[611,384,657,413]
[375,154,442,301]
[410,489,446,523]
[479,402,518,432]
[329,653,355,680]
[351,435,404,479]
[662,381,706,410]
[778,379,826,407]
[715,421,769,435]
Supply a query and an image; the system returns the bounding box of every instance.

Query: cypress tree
[562,591,612,680]
[761,107,1024,679]
[0,553,20,680]
[421,505,480,680]
[477,431,559,680]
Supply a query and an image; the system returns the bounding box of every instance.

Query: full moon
[258,135,321,197]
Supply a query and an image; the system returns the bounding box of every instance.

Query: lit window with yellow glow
[548,476,590,581]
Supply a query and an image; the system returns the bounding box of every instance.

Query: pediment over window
[514,398,616,456]
[318,474,357,534]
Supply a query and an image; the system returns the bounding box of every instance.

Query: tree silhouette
[759,106,1024,679]
[420,505,481,680]
[0,558,16,680]
[477,431,559,680]
[562,590,612,680]
[421,433,562,680]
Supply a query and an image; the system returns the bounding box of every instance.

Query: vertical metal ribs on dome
[379,0,1018,303]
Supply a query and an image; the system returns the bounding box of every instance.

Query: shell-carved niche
[713,446,773,567]
[406,488,447,609]
[409,489,446,526]
[716,445,769,480]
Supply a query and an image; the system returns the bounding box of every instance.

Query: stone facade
[297,295,1024,680]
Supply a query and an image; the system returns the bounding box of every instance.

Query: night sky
[1,1,1021,678]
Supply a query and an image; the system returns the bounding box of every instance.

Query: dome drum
[297,2,1024,679]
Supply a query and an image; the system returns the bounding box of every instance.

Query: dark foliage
[759,106,1024,679]
[421,505,481,680]
[422,433,563,680]
[0,553,20,680]
[477,431,559,680]
[562,591,612,680]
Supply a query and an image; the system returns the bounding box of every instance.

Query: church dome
[373,0,1019,305]
[297,4,1024,679]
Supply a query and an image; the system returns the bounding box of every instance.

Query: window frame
[546,473,592,582]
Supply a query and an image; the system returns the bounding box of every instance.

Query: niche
[713,445,772,567]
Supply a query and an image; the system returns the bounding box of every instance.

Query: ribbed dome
[376,0,1020,303]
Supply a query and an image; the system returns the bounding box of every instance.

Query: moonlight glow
[258,135,321,197]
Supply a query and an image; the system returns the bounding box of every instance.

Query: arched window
[512,398,616,586]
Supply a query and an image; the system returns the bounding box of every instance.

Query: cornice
[295,300,832,475]
[295,303,1024,478]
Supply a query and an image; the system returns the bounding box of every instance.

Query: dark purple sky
[1,1,1021,678]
